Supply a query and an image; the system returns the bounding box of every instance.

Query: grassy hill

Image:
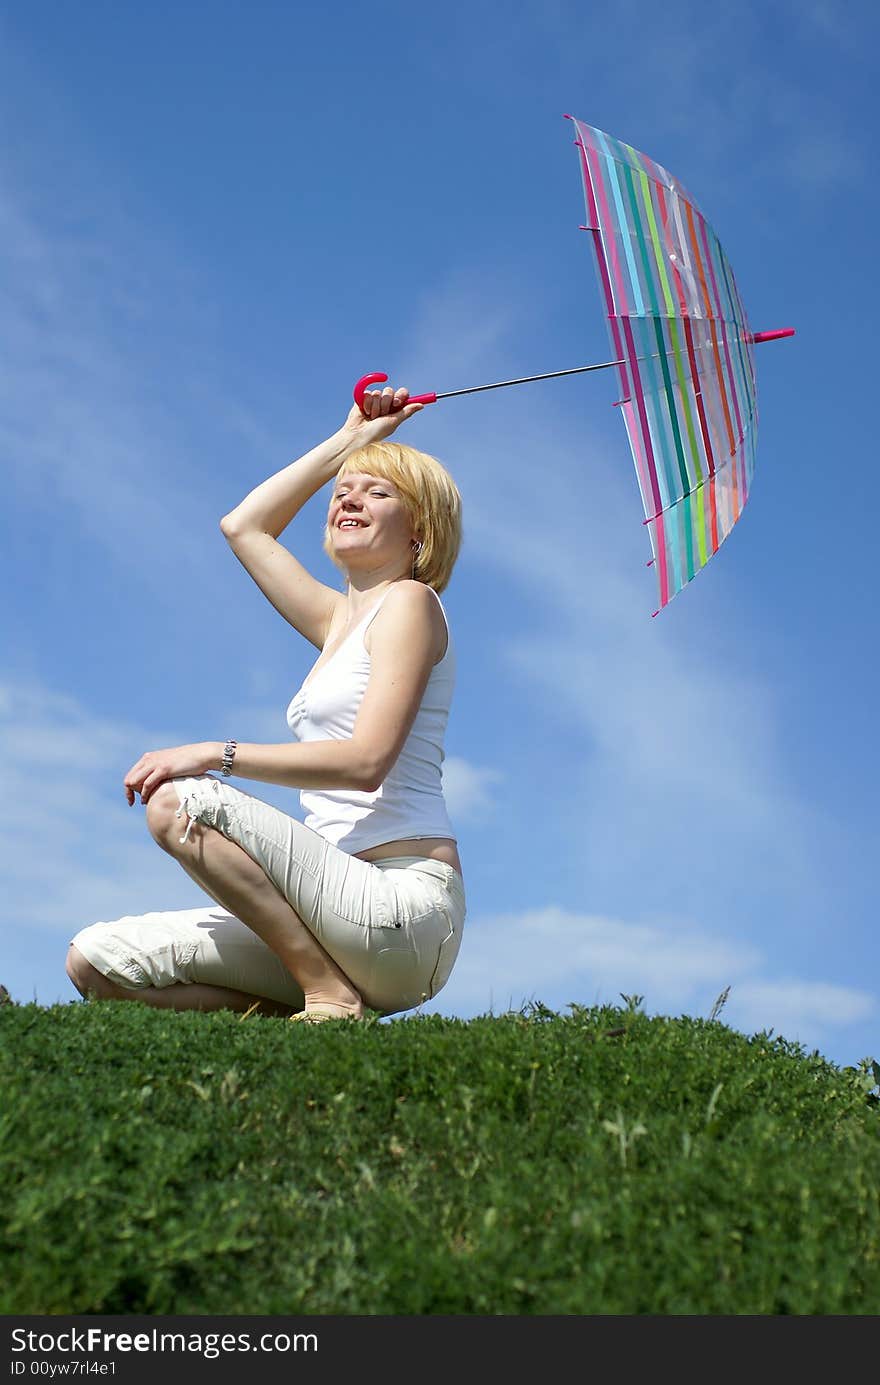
[2,995,878,1315]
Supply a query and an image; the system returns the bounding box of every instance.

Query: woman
[66,385,466,1023]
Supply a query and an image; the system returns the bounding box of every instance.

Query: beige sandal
[288,1005,362,1024]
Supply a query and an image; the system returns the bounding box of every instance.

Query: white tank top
[285,586,456,853]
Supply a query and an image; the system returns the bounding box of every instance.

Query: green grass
[2,996,879,1315]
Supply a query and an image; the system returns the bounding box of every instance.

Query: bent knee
[66,944,113,998]
[145,782,185,840]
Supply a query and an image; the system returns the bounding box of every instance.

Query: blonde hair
[322,440,463,593]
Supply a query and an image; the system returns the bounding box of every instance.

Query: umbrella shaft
[436,358,624,398]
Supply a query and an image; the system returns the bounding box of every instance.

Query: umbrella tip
[750,327,796,343]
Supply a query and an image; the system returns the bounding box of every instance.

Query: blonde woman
[66,385,465,1023]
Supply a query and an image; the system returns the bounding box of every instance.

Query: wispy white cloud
[783,133,863,190]
[728,980,876,1042]
[442,756,504,823]
[780,0,874,57]
[435,903,759,1016]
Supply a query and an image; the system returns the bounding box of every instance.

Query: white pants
[71,774,466,1016]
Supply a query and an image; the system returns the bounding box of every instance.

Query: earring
[411,539,423,580]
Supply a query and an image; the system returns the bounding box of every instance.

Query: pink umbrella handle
[750,328,796,343]
[353,372,437,412]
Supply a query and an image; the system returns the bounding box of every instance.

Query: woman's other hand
[341,386,424,445]
[124,743,220,806]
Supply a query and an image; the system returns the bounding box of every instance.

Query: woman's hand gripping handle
[342,375,435,446]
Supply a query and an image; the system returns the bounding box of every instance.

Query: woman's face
[327,473,417,576]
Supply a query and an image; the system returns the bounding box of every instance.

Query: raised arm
[220,390,425,649]
[220,430,353,649]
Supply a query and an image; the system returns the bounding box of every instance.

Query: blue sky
[2,0,877,1070]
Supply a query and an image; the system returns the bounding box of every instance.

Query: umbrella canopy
[566,115,766,614]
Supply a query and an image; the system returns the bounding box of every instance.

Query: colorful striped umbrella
[566,114,792,614]
[354,118,792,613]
